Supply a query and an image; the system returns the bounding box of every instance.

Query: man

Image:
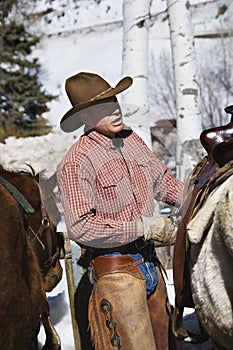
[57,71,183,349]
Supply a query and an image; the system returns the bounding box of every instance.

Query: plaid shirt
[57,129,183,248]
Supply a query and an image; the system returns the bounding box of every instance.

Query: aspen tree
[167,0,202,181]
[121,0,152,149]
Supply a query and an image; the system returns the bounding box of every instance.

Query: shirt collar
[84,130,122,150]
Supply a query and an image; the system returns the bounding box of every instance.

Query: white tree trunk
[167,0,202,181]
[121,0,152,149]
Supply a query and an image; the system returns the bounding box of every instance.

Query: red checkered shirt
[57,129,183,248]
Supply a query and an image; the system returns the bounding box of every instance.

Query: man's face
[82,97,124,138]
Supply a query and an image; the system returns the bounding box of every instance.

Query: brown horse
[0,165,63,350]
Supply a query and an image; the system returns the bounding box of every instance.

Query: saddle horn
[224,104,233,116]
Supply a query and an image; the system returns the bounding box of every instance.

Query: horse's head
[28,171,63,292]
[4,166,64,292]
[36,172,64,292]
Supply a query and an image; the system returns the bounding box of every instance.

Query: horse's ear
[25,163,36,176]
[39,171,61,225]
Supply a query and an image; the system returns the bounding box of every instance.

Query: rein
[0,176,35,214]
[0,175,59,268]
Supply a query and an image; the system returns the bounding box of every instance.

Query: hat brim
[60,76,133,132]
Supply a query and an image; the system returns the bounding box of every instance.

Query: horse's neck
[0,168,21,184]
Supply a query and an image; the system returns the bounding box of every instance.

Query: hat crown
[65,72,112,107]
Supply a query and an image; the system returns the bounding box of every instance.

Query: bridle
[0,175,60,269]
[29,182,61,268]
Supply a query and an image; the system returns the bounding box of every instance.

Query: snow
[0,130,82,175]
[38,259,75,350]
[2,0,231,348]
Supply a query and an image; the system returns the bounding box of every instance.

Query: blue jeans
[89,252,158,297]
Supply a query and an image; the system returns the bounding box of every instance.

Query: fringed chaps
[88,255,156,350]
[148,267,175,350]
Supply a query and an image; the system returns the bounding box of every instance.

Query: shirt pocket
[97,168,123,188]
[133,155,153,185]
[96,169,133,214]
[134,154,151,169]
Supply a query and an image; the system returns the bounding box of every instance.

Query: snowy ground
[38,258,75,350]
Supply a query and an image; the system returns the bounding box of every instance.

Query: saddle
[173,105,233,339]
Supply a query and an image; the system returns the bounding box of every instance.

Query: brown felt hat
[60,72,133,132]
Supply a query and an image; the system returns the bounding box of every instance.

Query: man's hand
[140,215,177,246]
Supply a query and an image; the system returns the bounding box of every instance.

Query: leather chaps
[88,254,174,349]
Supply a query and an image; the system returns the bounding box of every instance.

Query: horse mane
[0,164,61,225]
[0,164,34,177]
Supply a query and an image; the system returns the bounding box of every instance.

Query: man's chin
[114,124,124,133]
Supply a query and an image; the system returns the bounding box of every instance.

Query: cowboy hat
[60,72,133,132]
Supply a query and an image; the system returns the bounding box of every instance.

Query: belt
[86,237,155,259]
[78,239,159,269]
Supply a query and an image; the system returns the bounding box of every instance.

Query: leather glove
[140,215,176,246]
